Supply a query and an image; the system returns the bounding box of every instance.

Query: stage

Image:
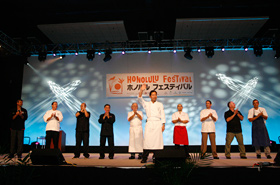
[1,152,279,185]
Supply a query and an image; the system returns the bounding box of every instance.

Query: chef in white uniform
[200,100,219,159]
[127,103,144,159]
[138,84,166,163]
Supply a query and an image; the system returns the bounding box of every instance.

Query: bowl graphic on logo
[108,76,124,94]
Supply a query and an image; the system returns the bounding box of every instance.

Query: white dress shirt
[43,109,63,131]
[200,108,218,132]
[127,111,143,127]
[248,107,268,124]
[172,111,189,126]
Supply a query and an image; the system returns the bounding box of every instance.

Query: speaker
[154,147,187,165]
[30,149,66,165]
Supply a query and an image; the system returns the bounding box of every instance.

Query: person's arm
[76,111,80,118]
[84,109,90,118]
[98,114,105,124]
[180,114,189,124]
[12,111,19,120]
[107,114,115,124]
[128,112,135,121]
[237,111,243,121]
[135,111,143,120]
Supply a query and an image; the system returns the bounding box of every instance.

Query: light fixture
[98,51,102,56]
[86,50,95,61]
[274,46,280,59]
[59,55,65,60]
[205,47,214,58]
[38,51,47,62]
[254,45,263,57]
[244,46,248,52]
[173,49,177,54]
[197,48,201,53]
[121,50,125,55]
[103,49,112,62]
[184,48,193,60]
[221,47,225,52]
[148,49,151,54]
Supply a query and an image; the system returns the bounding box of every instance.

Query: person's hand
[234,109,239,115]
[178,117,182,122]
[162,124,165,132]
[140,84,146,91]
[258,112,263,117]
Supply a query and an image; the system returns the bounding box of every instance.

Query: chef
[138,84,166,163]
[127,103,143,159]
[200,100,219,159]
[43,101,63,149]
[172,104,190,158]
[248,99,271,159]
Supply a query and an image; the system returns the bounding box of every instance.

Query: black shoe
[267,155,272,159]
[240,156,247,159]
[213,156,219,159]
[84,154,90,159]
[226,156,231,159]
[99,156,104,159]
[257,154,261,159]
[129,155,135,159]
[141,158,147,163]
[109,156,114,159]
[72,156,79,159]
[138,155,142,159]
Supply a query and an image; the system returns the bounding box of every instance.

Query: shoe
[129,156,135,159]
[109,156,114,159]
[257,154,261,159]
[72,156,79,159]
[141,158,147,163]
[84,154,90,159]
[138,155,142,159]
[226,156,231,159]
[267,155,272,159]
[99,156,104,159]
[213,156,219,159]
[240,156,247,159]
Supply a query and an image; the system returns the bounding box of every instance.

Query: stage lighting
[205,47,214,58]
[122,50,125,55]
[98,51,102,56]
[244,47,248,52]
[254,45,263,57]
[103,49,112,62]
[75,52,78,56]
[184,48,193,60]
[148,49,151,54]
[38,52,47,62]
[197,48,201,53]
[59,55,65,60]
[87,50,95,61]
[221,47,225,52]
[173,49,177,54]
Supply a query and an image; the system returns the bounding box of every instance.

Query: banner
[106,73,194,97]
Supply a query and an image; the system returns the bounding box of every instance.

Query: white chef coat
[43,110,63,131]
[248,107,268,124]
[200,109,218,133]
[127,111,143,153]
[172,111,189,126]
[138,96,166,149]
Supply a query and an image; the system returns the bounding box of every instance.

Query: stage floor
[2,152,277,168]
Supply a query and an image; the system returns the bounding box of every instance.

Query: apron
[143,119,163,150]
[128,126,143,153]
[173,126,189,145]
[252,114,271,146]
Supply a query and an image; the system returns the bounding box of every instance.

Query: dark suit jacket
[98,113,115,136]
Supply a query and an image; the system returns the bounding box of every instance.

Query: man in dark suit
[98,104,115,159]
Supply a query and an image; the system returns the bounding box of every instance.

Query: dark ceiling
[0,0,278,46]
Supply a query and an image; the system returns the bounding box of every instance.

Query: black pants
[10,129,24,156]
[175,144,190,157]
[46,131,59,149]
[100,135,114,158]
[74,131,89,157]
[142,149,156,161]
